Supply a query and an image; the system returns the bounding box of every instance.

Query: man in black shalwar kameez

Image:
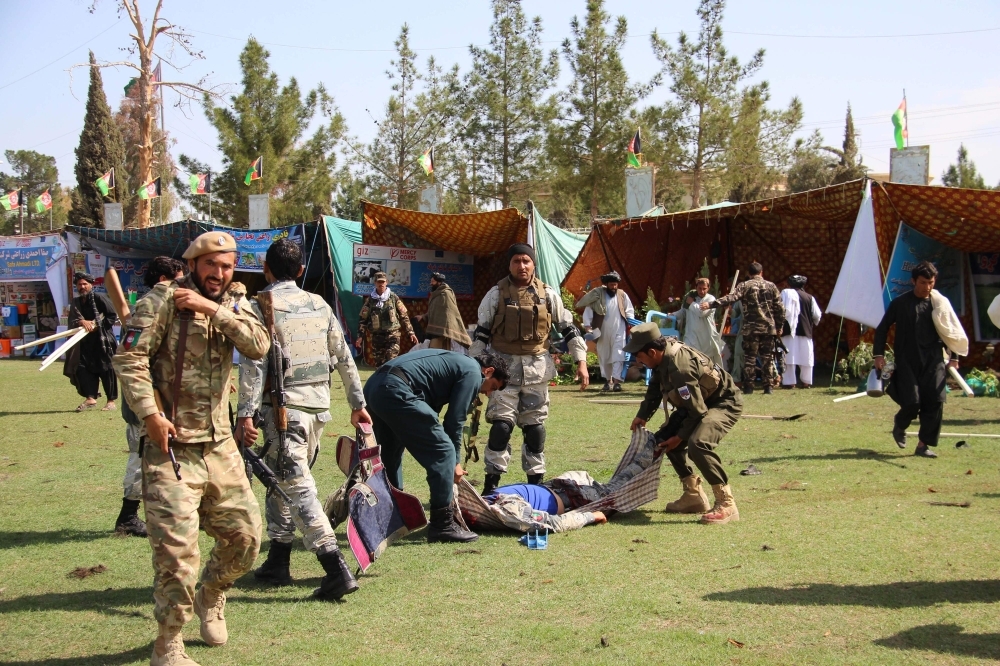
[66,272,119,411]
[873,261,959,458]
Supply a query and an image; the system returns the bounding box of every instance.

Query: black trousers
[894,400,943,447]
[76,366,118,401]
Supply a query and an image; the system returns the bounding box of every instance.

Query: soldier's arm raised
[112,286,172,422]
[213,294,270,360]
[469,286,500,357]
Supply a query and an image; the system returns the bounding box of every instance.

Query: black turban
[74,272,95,284]
[430,271,447,282]
[507,243,536,265]
[787,275,807,288]
[601,271,621,284]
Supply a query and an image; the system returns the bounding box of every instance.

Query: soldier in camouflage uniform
[704,262,784,394]
[470,243,589,495]
[627,322,743,525]
[355,271,418,366]
[114,231,270,666]
[236,239,372,601]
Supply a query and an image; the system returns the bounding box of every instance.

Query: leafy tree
[462,0,559,209]
[0,150,66,234]
[115,86,178,227]
[724,87,802,201]
[361,25,458,210]
[787,130,838,193]
[69,51,126,228]
[941,144,990,189]
[188,38,347,227]
[547,0,649,223]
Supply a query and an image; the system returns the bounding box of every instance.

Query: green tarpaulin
[532,207,586,290]
[323,216,363,339]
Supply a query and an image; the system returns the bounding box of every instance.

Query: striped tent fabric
[455,428,663,532]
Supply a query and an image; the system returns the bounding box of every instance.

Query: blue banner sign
[214,224,305,272]
[352,244,475,299]
[0,234,61,281]
[883,222,964,313]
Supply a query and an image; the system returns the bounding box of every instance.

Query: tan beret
[182,231,238,260]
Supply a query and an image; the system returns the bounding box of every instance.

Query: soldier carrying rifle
[236,239,372,601]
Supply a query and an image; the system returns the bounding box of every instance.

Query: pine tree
[941,144,990,190]
[548,0,648,223]
[69,51,125,228]
[190,38,347,227]
[463,0,559,209]
[116,86,178,227]
[787,130,837,193]
[828,103,866,184]
[724,86,802,201]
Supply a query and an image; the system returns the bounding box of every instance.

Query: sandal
[101,402,116,412]
[76,402,97,412]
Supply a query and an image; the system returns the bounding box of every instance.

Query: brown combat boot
[193,586,227,647]
[700,484,740,525]
[150,625,199,666]
[665,475,711,514]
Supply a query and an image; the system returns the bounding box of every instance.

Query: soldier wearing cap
[626,322,743,525]
[356,271,418,366]
[114,230,270,666]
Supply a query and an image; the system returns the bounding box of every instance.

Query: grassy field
[1,358,999,665]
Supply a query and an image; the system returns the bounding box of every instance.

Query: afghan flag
[0,190,20,211]
[627,129,642,168]
[150,60,162,84]
[95,168,114,196]
[891,99,908,150]
[34,190,52,214]
[188,172,211,195]
[417,148,434,176]
[244,156,262,185]
[137,177,161,200]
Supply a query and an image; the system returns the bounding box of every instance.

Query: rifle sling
[171,312,193,426]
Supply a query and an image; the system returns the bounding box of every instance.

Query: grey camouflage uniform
[238,280,365,556]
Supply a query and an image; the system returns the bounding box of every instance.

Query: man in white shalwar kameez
[780,275,822,388]
[581,272,635,392]
[682,278,724,367]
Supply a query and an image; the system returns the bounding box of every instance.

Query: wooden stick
[833,391,868,402]
[948,366,975,397]
[39,327,89,371]
[14,327,82,350]
[907,431,1000,439]
[719,270,739,334]
[104,267,131,325]
[588,399,643,404]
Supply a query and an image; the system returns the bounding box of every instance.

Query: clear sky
[2,0,1000,192]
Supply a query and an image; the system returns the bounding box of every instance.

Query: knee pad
[523,424,546,454]
[488,420,515,452]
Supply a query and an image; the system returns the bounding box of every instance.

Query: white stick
[38,327,89,371]
[948,366,975,397]
[14,327,83,350]
[833,391,868,403]
[907,431,1000,439]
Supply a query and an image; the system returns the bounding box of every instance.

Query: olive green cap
[623,321,663,354]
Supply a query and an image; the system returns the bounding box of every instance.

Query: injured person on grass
[475,428,663,533]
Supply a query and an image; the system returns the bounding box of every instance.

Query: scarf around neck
[371,285,392,306]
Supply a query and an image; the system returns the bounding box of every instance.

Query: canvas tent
[565,178,1000,366]
[323,215,363,341]
[531,205,587,291]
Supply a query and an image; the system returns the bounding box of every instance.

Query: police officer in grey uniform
[237,239,372,601]
[470,243,589,495]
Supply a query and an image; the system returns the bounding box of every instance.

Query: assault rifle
[245,412,291,503]
[255,292,290,478]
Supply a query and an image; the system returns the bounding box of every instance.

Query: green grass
[1,359,999,665]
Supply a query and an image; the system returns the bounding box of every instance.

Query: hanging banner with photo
[969,252,1000,341]
[882,222,964,313]
[71,253,154,298]
[0,234,63,281]
[213,224,305,272]
[352,244,475,299]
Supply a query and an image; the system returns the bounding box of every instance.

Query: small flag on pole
[891,99,908,150]
[137,177,162,200]
[627,130,642,168]
[245,157,263,186]
[35,190,52,214]
[417,148,434,176]
[189,172,211,195]
[0,189,20,211]
[150,60,162,84]
[95,168,115,196]
[124,78,137,95]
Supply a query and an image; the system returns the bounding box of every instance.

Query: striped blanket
[455,427,663,532]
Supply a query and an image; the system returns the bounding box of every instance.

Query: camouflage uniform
[470,276,586,477]
[113,275,269,631]
[237,280,365,556]
[710,275,784,386]
[358,290,414,367]
[636,338,743,486]
[123,422,143,501]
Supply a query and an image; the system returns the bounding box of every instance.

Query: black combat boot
[742,381,754,395]
[763,383,773,395]
[427,506,479,543]
[481,473,501,496]
[526,474,544,485]
[314,549,359,601]
[254,541,293,586]
[114,498,147,537]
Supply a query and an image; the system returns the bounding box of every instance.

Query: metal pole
[18,188,23,236]
[208,169,212,222]
[903,88,909,148]
[49,189,52,231]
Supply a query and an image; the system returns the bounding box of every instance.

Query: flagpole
[49,186,53,231]
[208,169,212,222]
[903,88,908,148]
